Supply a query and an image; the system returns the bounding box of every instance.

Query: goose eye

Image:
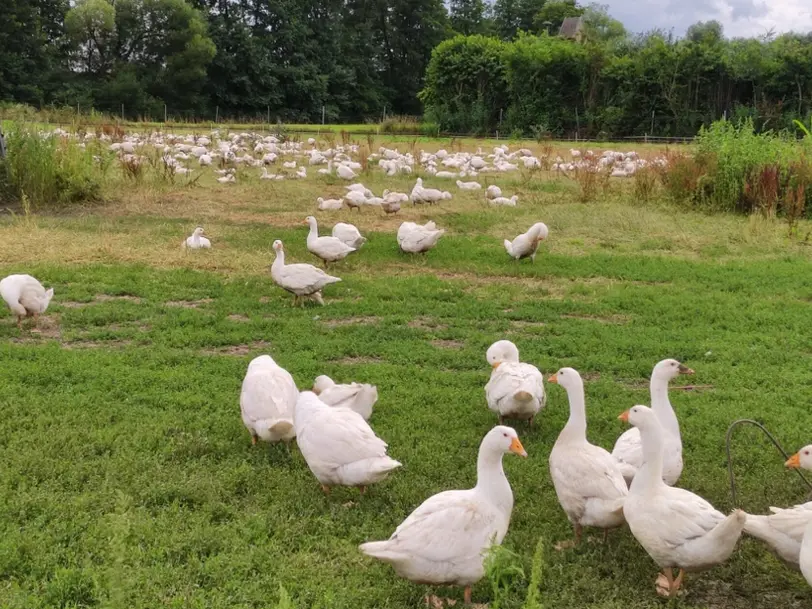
[805,450,810,455]
[503,433,508,437]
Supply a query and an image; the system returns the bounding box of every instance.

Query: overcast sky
[602,0,812,38]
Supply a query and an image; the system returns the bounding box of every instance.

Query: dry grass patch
[62,339,133,349]
[200,341,271,356]
[227,314,250,322]
[560,313,630,324]
[332,355,385,365]
[165,298,214,309]
[431,339,465,349]
[321,316,380,328]
[407,316,449,331]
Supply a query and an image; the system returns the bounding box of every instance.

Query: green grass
[1,148,812,608]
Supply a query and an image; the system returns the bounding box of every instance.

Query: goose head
[486,340,520,369]
[547,367,582,391]
[618,404,655,428]
[312,375,335,395]
[786,445,812,470]
[484,425,527,457]
[652,359,694,382]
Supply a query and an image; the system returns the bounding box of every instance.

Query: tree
[64,0,215,116]
[581,3,626,43]
[450,0,490,36]
[493,0,547,40]
[532,0,583,34]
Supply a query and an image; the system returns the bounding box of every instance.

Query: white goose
[548,368,628,547]
[490,195,518,207]
[485,340,545,425]
[620,405,746,597]
[486,185,502,199]
[504,223,548,261]
[397,221,445,254]
[336,164,357,180]
[183,227,211,250]
[317,197,343,211]
[240,355,297,444]
[304,216,356,264]
[332,223,366,249]
[313,375,378,421]
[0,274,54,330]
[295,391,400,494]
[744,445,812,566]
[270,240,341,306]
[611,359,694,486]
[359,426,527,605]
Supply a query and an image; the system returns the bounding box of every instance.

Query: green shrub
[0,122,111,208]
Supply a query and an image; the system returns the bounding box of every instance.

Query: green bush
[0,122,110,208]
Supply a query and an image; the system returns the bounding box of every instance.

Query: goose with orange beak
[743,445,812,568]
[360,426,527,605]
[485,340,545,426]
[619,405,746,598]
[612,359,694,486]
[547,367,628,550]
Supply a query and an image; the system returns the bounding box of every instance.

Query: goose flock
[1,132,808,605]
[3,266,811,602]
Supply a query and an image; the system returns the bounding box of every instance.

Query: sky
[602,0,812,38]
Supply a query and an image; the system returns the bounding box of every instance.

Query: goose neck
[561,382,587,439]
[475,445,513,515]
[631,423,665,494]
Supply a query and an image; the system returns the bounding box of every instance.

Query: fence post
[164,104,167,123]
[216,106,219,123]
[121,103,124,120]
[650,110,655,134]
[575,107,580,140]
[322,106,325,125]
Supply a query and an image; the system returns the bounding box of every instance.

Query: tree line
[1,0,811,137]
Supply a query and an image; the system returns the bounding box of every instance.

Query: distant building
[558,17,585,42]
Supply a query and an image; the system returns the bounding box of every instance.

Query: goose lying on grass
[183,227,211,250]
[332,223,366,249]
[397,221,445,254]
[313,375,378,421]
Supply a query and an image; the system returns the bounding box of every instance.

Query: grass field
[1,145,812,609]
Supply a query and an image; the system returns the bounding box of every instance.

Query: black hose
[725,418,812,507]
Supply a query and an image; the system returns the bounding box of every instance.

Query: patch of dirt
[200,341,270,356]
[431,339,465,350]
[103,322,151,332]
[618,379,714,392]
[258,296,272,303]
[59,301,92,308]
[560,313,629,324]
[95,294,144,303]
[165,298,214,309]
[581,371,601,381]
[407,316,448,331]
[332,355,385,365]
[62,339,133,349]
[322,316,379,328]
[509,320,546,329]
[227,314,250,322]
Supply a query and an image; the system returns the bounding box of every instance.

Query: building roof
[559,17,584,39]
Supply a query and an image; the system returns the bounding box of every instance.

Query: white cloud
[602,0,812,38]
